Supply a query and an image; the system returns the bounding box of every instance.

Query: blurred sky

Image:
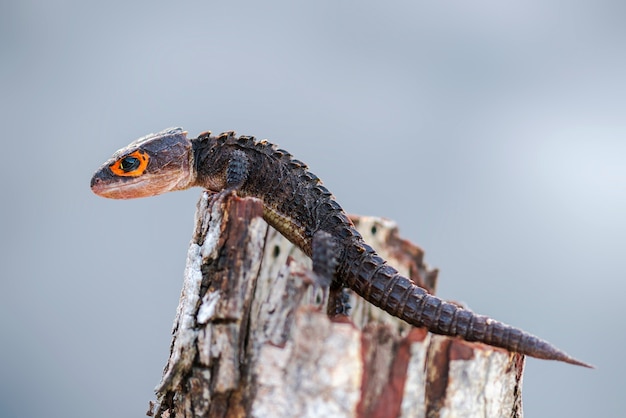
[1,1,624,417]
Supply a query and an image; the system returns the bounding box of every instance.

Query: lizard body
[91,127,590,368]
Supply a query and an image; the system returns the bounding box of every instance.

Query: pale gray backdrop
[1,1,623,417]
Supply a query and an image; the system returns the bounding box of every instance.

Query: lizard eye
[110,150,150,177]
[119,156,140,172]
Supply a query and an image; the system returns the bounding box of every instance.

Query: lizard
[90,127,591,368]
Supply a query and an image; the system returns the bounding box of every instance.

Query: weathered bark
[149,192,524,418]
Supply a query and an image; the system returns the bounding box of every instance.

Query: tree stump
[149,192,524,418]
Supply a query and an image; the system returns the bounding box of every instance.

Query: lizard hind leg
[311,231,350,317]
[328,284,351,317]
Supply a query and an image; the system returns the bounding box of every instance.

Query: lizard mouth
[91,175,142,199]
[90,167,192,199]
[91,170,161,199]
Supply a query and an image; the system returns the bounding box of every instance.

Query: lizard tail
[343,242,592,368]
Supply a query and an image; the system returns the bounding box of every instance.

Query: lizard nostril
[90,175,101,188]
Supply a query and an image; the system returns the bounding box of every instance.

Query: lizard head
[91,127,196,199]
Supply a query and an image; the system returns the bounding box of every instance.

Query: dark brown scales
[191,131,591,368]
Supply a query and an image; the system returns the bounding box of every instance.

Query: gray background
[1,1,623,417]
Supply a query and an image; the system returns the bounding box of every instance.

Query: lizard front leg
[225,149,250,190]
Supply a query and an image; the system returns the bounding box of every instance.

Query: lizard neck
[191,134,229,192]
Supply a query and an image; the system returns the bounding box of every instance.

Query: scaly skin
[91,127,591,368]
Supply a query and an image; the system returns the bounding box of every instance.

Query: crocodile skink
[91,127,591,368]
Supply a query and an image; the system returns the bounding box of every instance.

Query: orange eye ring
[110,150,150,177]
